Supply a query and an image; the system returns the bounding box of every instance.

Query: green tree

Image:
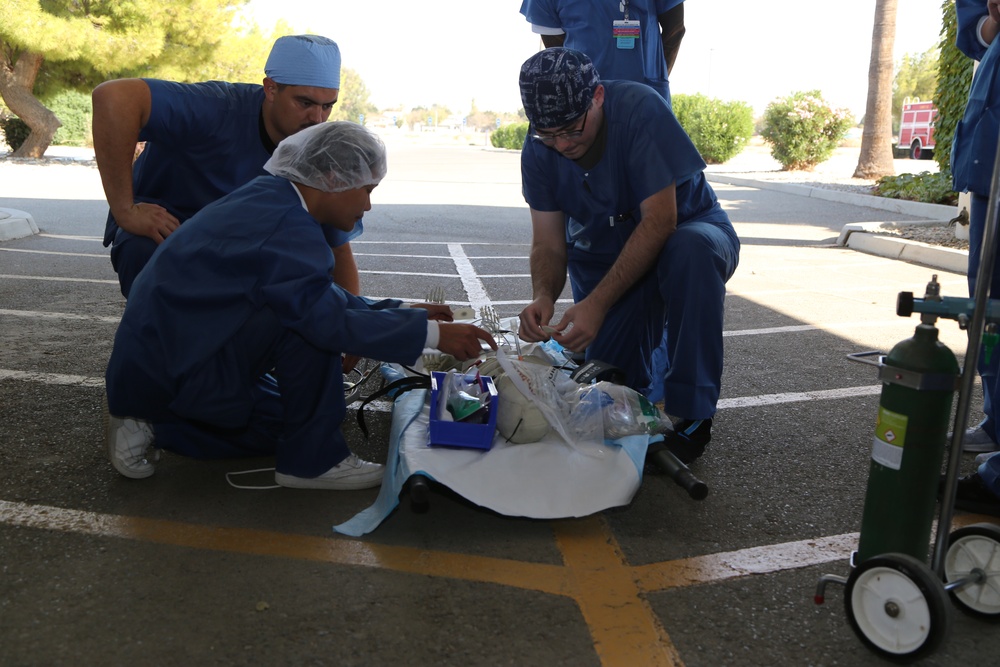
[406,105,452,129]
[329,68,378,124]
[0,0,251,158]
[893,47,940,133]
[467,110,498,132]
[934,0,974,175]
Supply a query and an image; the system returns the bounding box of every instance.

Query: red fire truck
[897,98,937,160]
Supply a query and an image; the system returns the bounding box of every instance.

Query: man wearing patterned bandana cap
[92,34,361,300]
[516,48,740,465]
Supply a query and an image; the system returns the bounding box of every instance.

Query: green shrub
[672,94,754,164]
[491,122,529,150]
[760,90,854,170]
[46,90,92,147]
[0,116,30,152]
[872,171,958,205]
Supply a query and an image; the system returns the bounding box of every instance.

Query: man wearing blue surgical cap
[92,34,359,299]
[517,48,740,465]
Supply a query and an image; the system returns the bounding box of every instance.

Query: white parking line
[0,309,120,323]
[0,365,880,413]
[0,369,105,388]
[448,243,492,310]
[0,274,117,285]
[37,234,104,242]
[0,247,107,258]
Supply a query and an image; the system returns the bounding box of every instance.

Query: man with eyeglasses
[92,34,361,300]
[517,48,740,464]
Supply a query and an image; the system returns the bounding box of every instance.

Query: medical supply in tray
[429,370,498,450]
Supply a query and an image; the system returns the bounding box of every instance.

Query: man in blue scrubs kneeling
[105,122,496,490]
[516,48,740,464]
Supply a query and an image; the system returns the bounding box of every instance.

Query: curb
[844,232,968,275]
[0,208,39,241]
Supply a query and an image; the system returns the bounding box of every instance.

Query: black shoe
[662,418,712,465]
[944,473,1000,517]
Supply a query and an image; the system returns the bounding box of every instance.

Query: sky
[243,0,945,119]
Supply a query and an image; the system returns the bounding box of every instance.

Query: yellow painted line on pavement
[3,499,994,667]
[0,500,573,598]
[552,516,684,667]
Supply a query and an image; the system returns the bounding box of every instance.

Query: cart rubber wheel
[945,522,1000,618]
[845,553,951,661]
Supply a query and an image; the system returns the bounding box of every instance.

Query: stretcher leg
[646,442,709,500]
[407,473,431,513]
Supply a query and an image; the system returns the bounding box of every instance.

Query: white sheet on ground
[333,384,655,537]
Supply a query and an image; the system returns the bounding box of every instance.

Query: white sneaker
[950,419,1000,454]
[107,413,156,479]
[275,454,384,490]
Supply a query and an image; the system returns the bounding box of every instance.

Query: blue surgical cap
[519,48,600,129]
[265,35,342,90]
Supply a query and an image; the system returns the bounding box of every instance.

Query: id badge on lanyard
[613,1,640,49]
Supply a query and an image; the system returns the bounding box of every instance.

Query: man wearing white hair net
[104,122,497,490]
[92,34,361,300]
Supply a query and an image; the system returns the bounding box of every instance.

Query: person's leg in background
[958,193,1000,453]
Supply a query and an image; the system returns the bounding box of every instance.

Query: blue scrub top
[519,0,682,100]
[521,80,720,261]
[109,176,428,397]
[953,0,1000,196]
[102,80,358,249]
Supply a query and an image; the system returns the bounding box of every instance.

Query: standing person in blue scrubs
[947,0,1000,514]
[92,34,361,299]
[105,122,497,489]
[516,48,739,464]
[519,0,685,103]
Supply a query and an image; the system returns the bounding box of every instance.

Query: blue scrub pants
[110,229,157,299]
[107,307,351,477]
[567,217,740,420]
[969,193,1000,496]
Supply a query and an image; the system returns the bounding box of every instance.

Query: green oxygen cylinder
[856,322,959,563]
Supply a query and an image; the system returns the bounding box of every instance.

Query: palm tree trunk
[854,0,898,179]
[0,50,61,158]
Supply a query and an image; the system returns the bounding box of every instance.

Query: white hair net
[263,121,387,192]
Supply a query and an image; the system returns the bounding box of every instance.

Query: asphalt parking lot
[1,138,998,667]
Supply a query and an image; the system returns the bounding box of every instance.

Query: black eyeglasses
[530,106,590,144]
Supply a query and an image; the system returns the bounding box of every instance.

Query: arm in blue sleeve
[957,0,990,60]
[257,217,426,364]
[520,0,559,27]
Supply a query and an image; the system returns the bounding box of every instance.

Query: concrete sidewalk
[707,171,969,275]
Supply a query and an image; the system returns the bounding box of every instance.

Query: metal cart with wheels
[814,140,1000,660]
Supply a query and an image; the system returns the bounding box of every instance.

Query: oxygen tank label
[871,406,907,470]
